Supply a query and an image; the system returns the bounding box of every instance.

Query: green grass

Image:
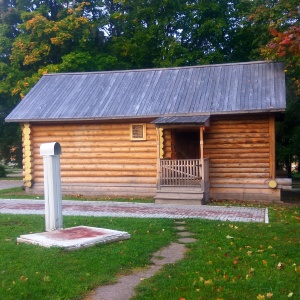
[133,206,300,300]
[0,187,154,203]
[0,215,176,300]
[0,187,42,199]
[0,190,299,299]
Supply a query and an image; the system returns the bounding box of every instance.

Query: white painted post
[40,142,63,232]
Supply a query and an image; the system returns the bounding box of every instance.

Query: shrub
[0,165,6,177]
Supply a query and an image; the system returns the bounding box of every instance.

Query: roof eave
[5,108,286,124]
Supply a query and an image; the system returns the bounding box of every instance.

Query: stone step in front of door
[155,186,204,205]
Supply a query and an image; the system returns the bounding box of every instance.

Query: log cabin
[5,61,291,204]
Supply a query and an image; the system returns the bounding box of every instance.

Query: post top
[40,142,62,156]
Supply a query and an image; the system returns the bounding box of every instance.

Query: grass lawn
[133,205,300,300]
[0,186,154,203]
[0,188,299,299]
[0,206,299,300]
[0,215,176,300]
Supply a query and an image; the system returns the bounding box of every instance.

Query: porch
[155,158,209,205]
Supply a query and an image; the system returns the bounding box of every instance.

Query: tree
[247,0,300,176]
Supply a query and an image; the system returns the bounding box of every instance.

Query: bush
[0,165,6,177]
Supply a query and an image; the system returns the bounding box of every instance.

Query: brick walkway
[0,199,268,223]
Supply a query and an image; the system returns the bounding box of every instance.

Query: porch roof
[152,115,210,126]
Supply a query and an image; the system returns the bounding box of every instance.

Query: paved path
[0,180,23,189]
[0,199,268,223]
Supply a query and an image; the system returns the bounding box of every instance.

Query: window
[130,124,146,141]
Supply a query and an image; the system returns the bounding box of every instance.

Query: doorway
[172,129,200,159]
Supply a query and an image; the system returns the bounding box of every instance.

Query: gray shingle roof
[5,61,286,123]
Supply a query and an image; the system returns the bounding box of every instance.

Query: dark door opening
[172,129,200,159]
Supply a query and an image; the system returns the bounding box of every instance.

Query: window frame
[130,123,147,141]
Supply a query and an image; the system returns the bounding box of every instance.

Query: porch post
[200,126,205,183]
[156,127,161,189]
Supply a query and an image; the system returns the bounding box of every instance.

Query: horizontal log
[205,128,269,134]
[204,149,269,155]
[33,146,157,153]
[210,167,269,173]
[31,120,156,131]
[211,178,271,185]
[32,131,157,140]
[204,138,269,144]
[211,118,268,125]
[32,151,157,159]
[204,133,269,139]
[210,173,268,178]
[208,123,268,130]
[32,161,157,168]
[210,163,269,168]
[33,125,156,137]
[207,152,270,158]
[33,170,157,177]
[58,158,157,165]
[204,143,269,149]
[33,135,137,142]
[32,141,157,149]
[34,163,156,172]
[34,176,156,184]
[210,158,269,164]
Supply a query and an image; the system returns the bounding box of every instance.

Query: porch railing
[159,159,203,186]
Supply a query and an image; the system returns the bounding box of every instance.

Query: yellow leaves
[23,44,51,65]
[198,276,213,286]
[228,224,238,229]
[262,260,268,266]
[50,37,64,45]
[246,267,254,280]
[257,292,273,299]
[204,279,213,285]
[43,275,51,282]
[113,12,123,19]
[294,265,300,274]
[25,14,48,32]
[257,293,265,299]
[226,235,234,239]
[12,87,22,96]
[20,275,28,282]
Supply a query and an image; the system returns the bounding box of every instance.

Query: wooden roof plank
[5,61,286,123]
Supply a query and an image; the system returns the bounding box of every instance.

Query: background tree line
[0,0,299,176]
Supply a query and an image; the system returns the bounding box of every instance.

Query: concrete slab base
[17,226,131,250]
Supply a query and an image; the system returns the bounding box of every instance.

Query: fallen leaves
[226,235,234,239]
[277,262,283,269]
[257,292,273,299]
[262,260,268,266]
[43,275,51,282]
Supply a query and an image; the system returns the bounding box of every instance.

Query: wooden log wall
[203,114,280,201]
[163,129,172,159]
[28,122,158,196]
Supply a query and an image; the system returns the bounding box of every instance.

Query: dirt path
[85,221,195,300]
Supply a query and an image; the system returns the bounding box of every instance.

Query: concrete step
[155,186,204,205]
